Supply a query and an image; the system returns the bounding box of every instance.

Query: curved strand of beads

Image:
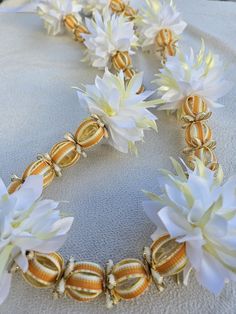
[181,95,218,170]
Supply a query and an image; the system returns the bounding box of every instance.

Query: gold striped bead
[110,0,125,14]
[22,159,55,188]
[65,262,104,302]
[64,14,79,31]
[74,24,89,43]
[50,140,80,168]
[150,234,187,277]
[111,259,150,301]
[112,51,132,71]
[188,147,218,171]
[156,29,173,47]
[75,118,106,149]
[185,121,212,148]
[182,95,208,117]
[22,252,64,288]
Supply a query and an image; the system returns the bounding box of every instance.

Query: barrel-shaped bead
[111,259,150,301]
[156,29,173,47]
[150,234,187,277]
[182,95,208,117]
[65,262,104,302]
[75,118,106,149]
[50,140,80,168]
[22,159,55,188]
[22,252,64,288]
[64,14,79,31]
[110,0,126,14]
[185,121,212,147]
[112,51,132,71]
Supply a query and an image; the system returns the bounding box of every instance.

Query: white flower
[79,0,107,15]
[143,158,236,294]
[82,7,138,69]
[79,0,141,15]
[76,69,162,153]
[37,0,82,35]
[155,41,232,112]
[138,0,187,49]
[0,175,73,304]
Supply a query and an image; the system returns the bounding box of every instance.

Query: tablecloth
[0,0,236,313]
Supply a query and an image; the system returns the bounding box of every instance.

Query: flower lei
[0,0,235,309]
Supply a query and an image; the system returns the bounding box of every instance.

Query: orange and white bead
[50,140,81,168]
[75,116,108,149]
[185,121,212,148]
[106,259,150,307]
[22,252,64,288]
[111,51,132,72]
[64,262,104,302]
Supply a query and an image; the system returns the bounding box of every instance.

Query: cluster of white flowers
[138,0,187,49]
[156,41,232,112]
[37,0,82,35]
[0,175,73,304]
[82,7,138,69]
[144,158,236,294]
[77,69,162,153]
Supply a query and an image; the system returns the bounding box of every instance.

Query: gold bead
[75,118,107,149]
[188,147,218,171]
[156,29,173,48]
[110,0,126,14]
[110,259,150,301]
[64,14,79,31]
[65,262,104,302]
[112,51,132,71]
[182,95,208,117]
[22,252,64,288]
[185,121,212,148]
[50,140,80,168]
[22,159,55,188]
[150,234,187,277]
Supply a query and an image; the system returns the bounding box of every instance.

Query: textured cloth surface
[0,0,236,313]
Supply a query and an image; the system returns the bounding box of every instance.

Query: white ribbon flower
[138,0,187,49]
[37,0,82,35]
[0,175,74,304]
[76,69,162,153]
[155,41,232,112]
[82,7,138,69]
[79,0,107,15]
[143,158,236,294]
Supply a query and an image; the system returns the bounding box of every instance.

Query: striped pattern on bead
[185,121,212,147]
[156,29,176,58]
[112,51,132,71]
[151,234,187,277]
[65,262,104,302]
[182,95,207,117]
[112,259,150,301]
[50,140,80,168]
[64,14,79,31]
[110,0,125,13]
[23,159,55,188]
[22,252,64,288]
[75,118,106,149]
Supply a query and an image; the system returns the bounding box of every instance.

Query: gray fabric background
[0,0,236,313]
